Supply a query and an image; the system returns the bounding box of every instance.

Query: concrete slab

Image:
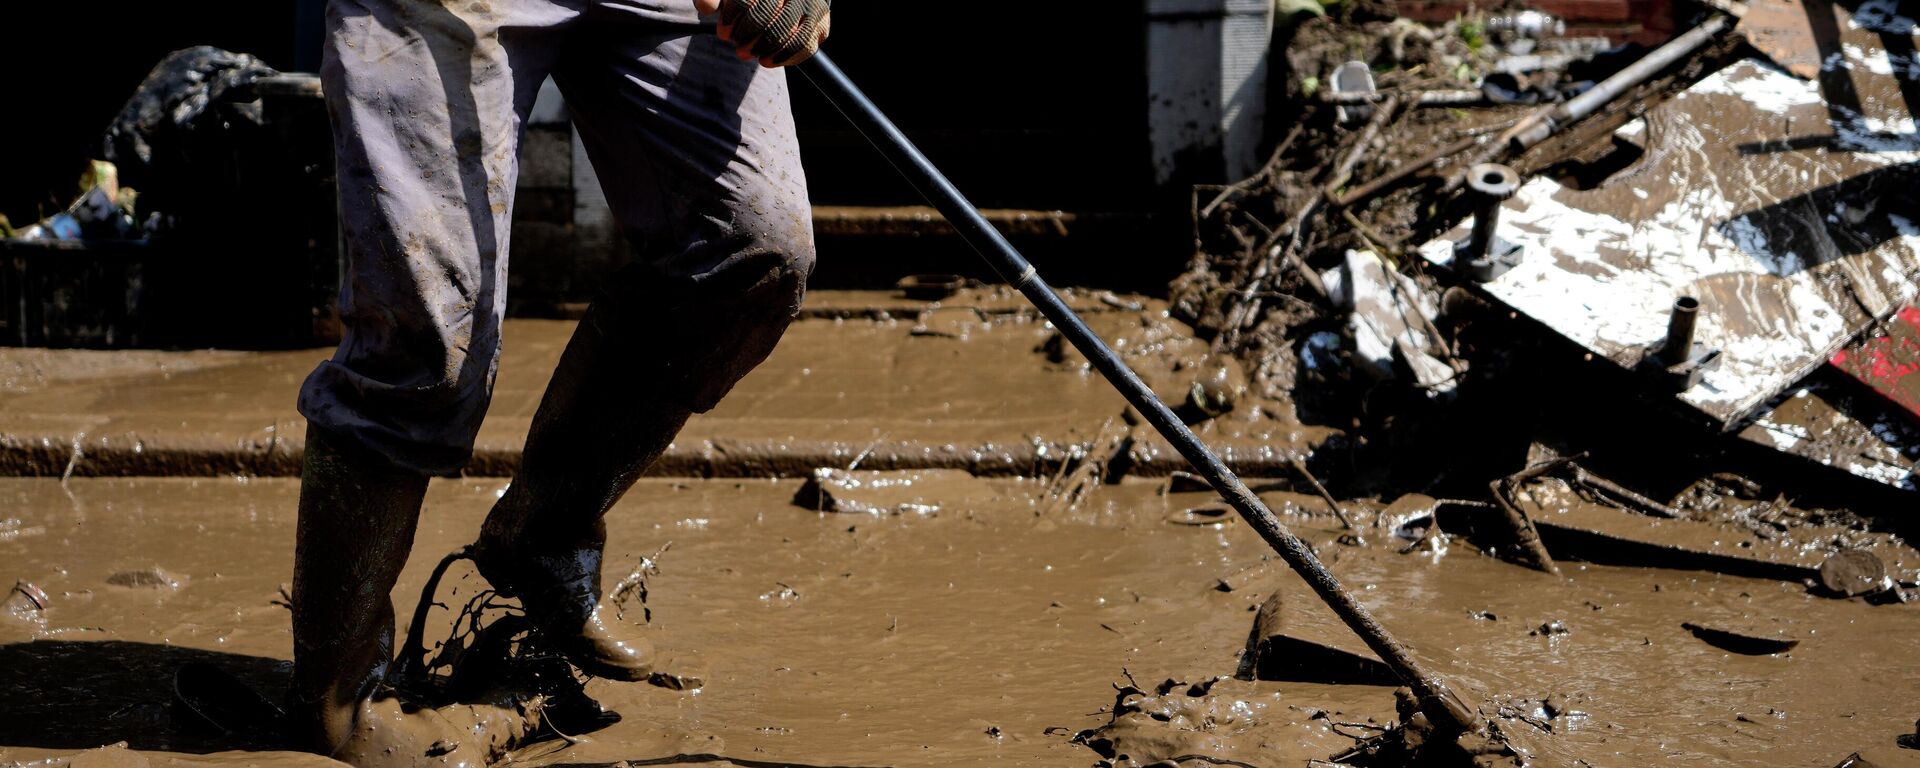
[0,289,1335,478]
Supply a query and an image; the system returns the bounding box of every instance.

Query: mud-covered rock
[106,567,186,590]
[1072,676,1391,767]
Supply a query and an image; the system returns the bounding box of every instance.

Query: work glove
[709,0,832,67]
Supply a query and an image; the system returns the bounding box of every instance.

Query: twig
[1216,98,1402,351]
[61,434,84,483]
[1323,95,1402,194]
[1485,455,1584,575]
[846,433,889,471]
[1290,456,1357,530]
[1333,135,1478,208]
[1341,208,1403,257]
[609,541,674,623]
[1570,464,1681,519]
[1200,122,1308,220]
[1040,415,1133,515]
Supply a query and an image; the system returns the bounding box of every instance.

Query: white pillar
[1146,0,1275,186]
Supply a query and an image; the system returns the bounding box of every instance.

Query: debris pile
[1175,0,1916,502]
[1107,0,1920,764]
[6,161,144,243]
[7,46,282,244]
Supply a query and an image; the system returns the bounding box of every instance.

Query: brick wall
[1397,0,1678,45]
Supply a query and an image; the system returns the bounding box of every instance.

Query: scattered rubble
[1071,675,1409,768]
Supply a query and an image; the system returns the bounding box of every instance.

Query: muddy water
[1,478,1917,766]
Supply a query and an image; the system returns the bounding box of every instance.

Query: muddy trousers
[290,0,815,753]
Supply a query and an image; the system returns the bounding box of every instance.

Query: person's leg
[472,0,815,678]
[289,427,428,750]
[291,0,574,753]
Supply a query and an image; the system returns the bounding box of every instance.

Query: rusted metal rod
[801,52,1482,734]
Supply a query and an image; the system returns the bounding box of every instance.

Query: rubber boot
[472,508,654,681]
[288,426,431,754]
[470,299,701,683]
[472,237,806,682]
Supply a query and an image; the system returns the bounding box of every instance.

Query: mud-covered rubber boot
[288,426,432,755]
[467,252,806,683]
[464,305,697,684]
[470,511,655,682]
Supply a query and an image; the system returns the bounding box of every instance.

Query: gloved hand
[694,0,832,68]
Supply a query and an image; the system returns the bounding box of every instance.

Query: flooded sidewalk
[0,289,1330,480]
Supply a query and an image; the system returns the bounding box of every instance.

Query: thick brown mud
[2,477,1917,766]
[0,290,1333,479]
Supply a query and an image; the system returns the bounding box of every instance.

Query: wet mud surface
[3,477,1918,766]
[0,289,1331,479]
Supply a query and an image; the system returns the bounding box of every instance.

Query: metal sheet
[1740,375,1919,490]
[1831,305,1920,420]
[1419,32,1920,425]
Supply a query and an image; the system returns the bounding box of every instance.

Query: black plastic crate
[0,239,151,348]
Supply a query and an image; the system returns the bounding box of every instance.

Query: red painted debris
[1831,306,1920,422]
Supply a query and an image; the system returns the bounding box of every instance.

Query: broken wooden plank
[1236,589,1400,686]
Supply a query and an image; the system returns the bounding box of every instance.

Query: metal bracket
[1459,237,1525,282]
[1640,296,1722,391]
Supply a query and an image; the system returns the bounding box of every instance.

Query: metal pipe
[1661,296,1700,364]
[1322,89,1486,106]
[1512,15,1731,150]
[1459,163,1521,281]
[798,53,1481,734]
[1465,167,1516,264]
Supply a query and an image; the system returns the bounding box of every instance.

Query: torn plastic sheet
[1322,250,1458,395]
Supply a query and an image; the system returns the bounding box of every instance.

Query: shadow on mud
[551,760,891,768]
[0,640,288,753]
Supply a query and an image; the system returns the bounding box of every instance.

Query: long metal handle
[797,52,1479,732]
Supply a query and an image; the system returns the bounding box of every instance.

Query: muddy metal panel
[1419,39,1920,427]
[1833,306,1920,420]
[1742,303,1920,490]
[1741,373,1919,490]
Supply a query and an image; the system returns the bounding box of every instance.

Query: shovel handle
[796,52,1481,733]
